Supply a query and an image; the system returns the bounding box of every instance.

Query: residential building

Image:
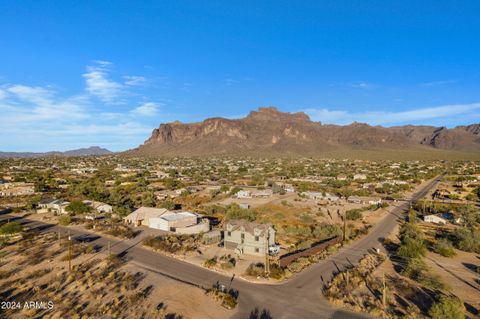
[424,214,448,225]
[83,200,113,213]
[124,207,209,234]
[347,196,382,205]
[0,182,35,197]
[235,190,251,199]
[224,220,275,257]
[251,189,273,198]
[38,198,70,214]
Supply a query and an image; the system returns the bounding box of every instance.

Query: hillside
[130,107,480,157]
[0,146,112,158]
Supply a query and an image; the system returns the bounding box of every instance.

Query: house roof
[225,219,273,236]
[124,207,170,222]
[161,211,197,221]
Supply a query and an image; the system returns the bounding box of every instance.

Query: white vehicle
[268,245,281,255]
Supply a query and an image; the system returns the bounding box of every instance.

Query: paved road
[0,176,441,319]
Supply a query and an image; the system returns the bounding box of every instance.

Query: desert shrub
[434,238,456,257]
[245,262,284,279]
[58,215,72,226]
[204,257,217,268]
[143,234,199,254]
[452,228,480,253]
[428,296,465,319]
[245,262,265,277]
[346,209,363,220]
[219,254,236,269]
[105,225,136,239]
[397,237,427,259]
[225,203,256,221]
[268,264,285,279]
[312,224,342,241]
[222,292,237,309]
[0,222,23,235]
[401,258,445,290]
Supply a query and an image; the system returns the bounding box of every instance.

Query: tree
[428,296,465,319]
[65,200,92,215]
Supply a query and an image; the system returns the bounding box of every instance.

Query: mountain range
[0,146,112,158]
[131,107,480,156]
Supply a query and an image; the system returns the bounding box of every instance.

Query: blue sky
[1,1,480,152]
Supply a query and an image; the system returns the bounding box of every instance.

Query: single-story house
[83,200,112,213]
[123,207,170,227]
[124,207,209,234]
[347,196,382,205]
[251,189,273,198]
[423,214,448,225]
[235,190,252,199]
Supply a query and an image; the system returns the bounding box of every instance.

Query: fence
[279,236,342,268]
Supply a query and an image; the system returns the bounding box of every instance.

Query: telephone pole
[342,210,347,244]
[264,230,270,277]
[68,234,72,272]
[382,272,387,308]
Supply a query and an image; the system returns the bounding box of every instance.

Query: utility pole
[264,230,270,277]
[346,270,349,288]
[342,210,347,244]
[68,234,72,272]
[382,272,387,308]
[108,241,111,255]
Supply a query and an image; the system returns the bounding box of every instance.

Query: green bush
[428,296,465,319]
[204,257,217,268]
[225,203,256,221]
[0,222,23,235]
[346,209,363,220]
[397,237,427,259]
[434,238,456,257]
[58,215,72,226]
[452,228,480,253]
[65,200,92,215]
[401,258,446,290]
[245,262,284,279]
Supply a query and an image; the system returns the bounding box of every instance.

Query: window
[255,236,259,241]
[255,248,259,253]
[227,231,231,237]
[241,233,245,239]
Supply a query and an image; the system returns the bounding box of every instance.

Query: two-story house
[224,220,275,257]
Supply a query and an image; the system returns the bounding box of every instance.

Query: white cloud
[0,88,7,100]
[131,102,160,116]
[304,102,480,126]
[83,61,123,103]
[123,75,146,86]
[348,81,376,89]
[224,78,239,87]
[329,81,377,90]
[419,80,458,87]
